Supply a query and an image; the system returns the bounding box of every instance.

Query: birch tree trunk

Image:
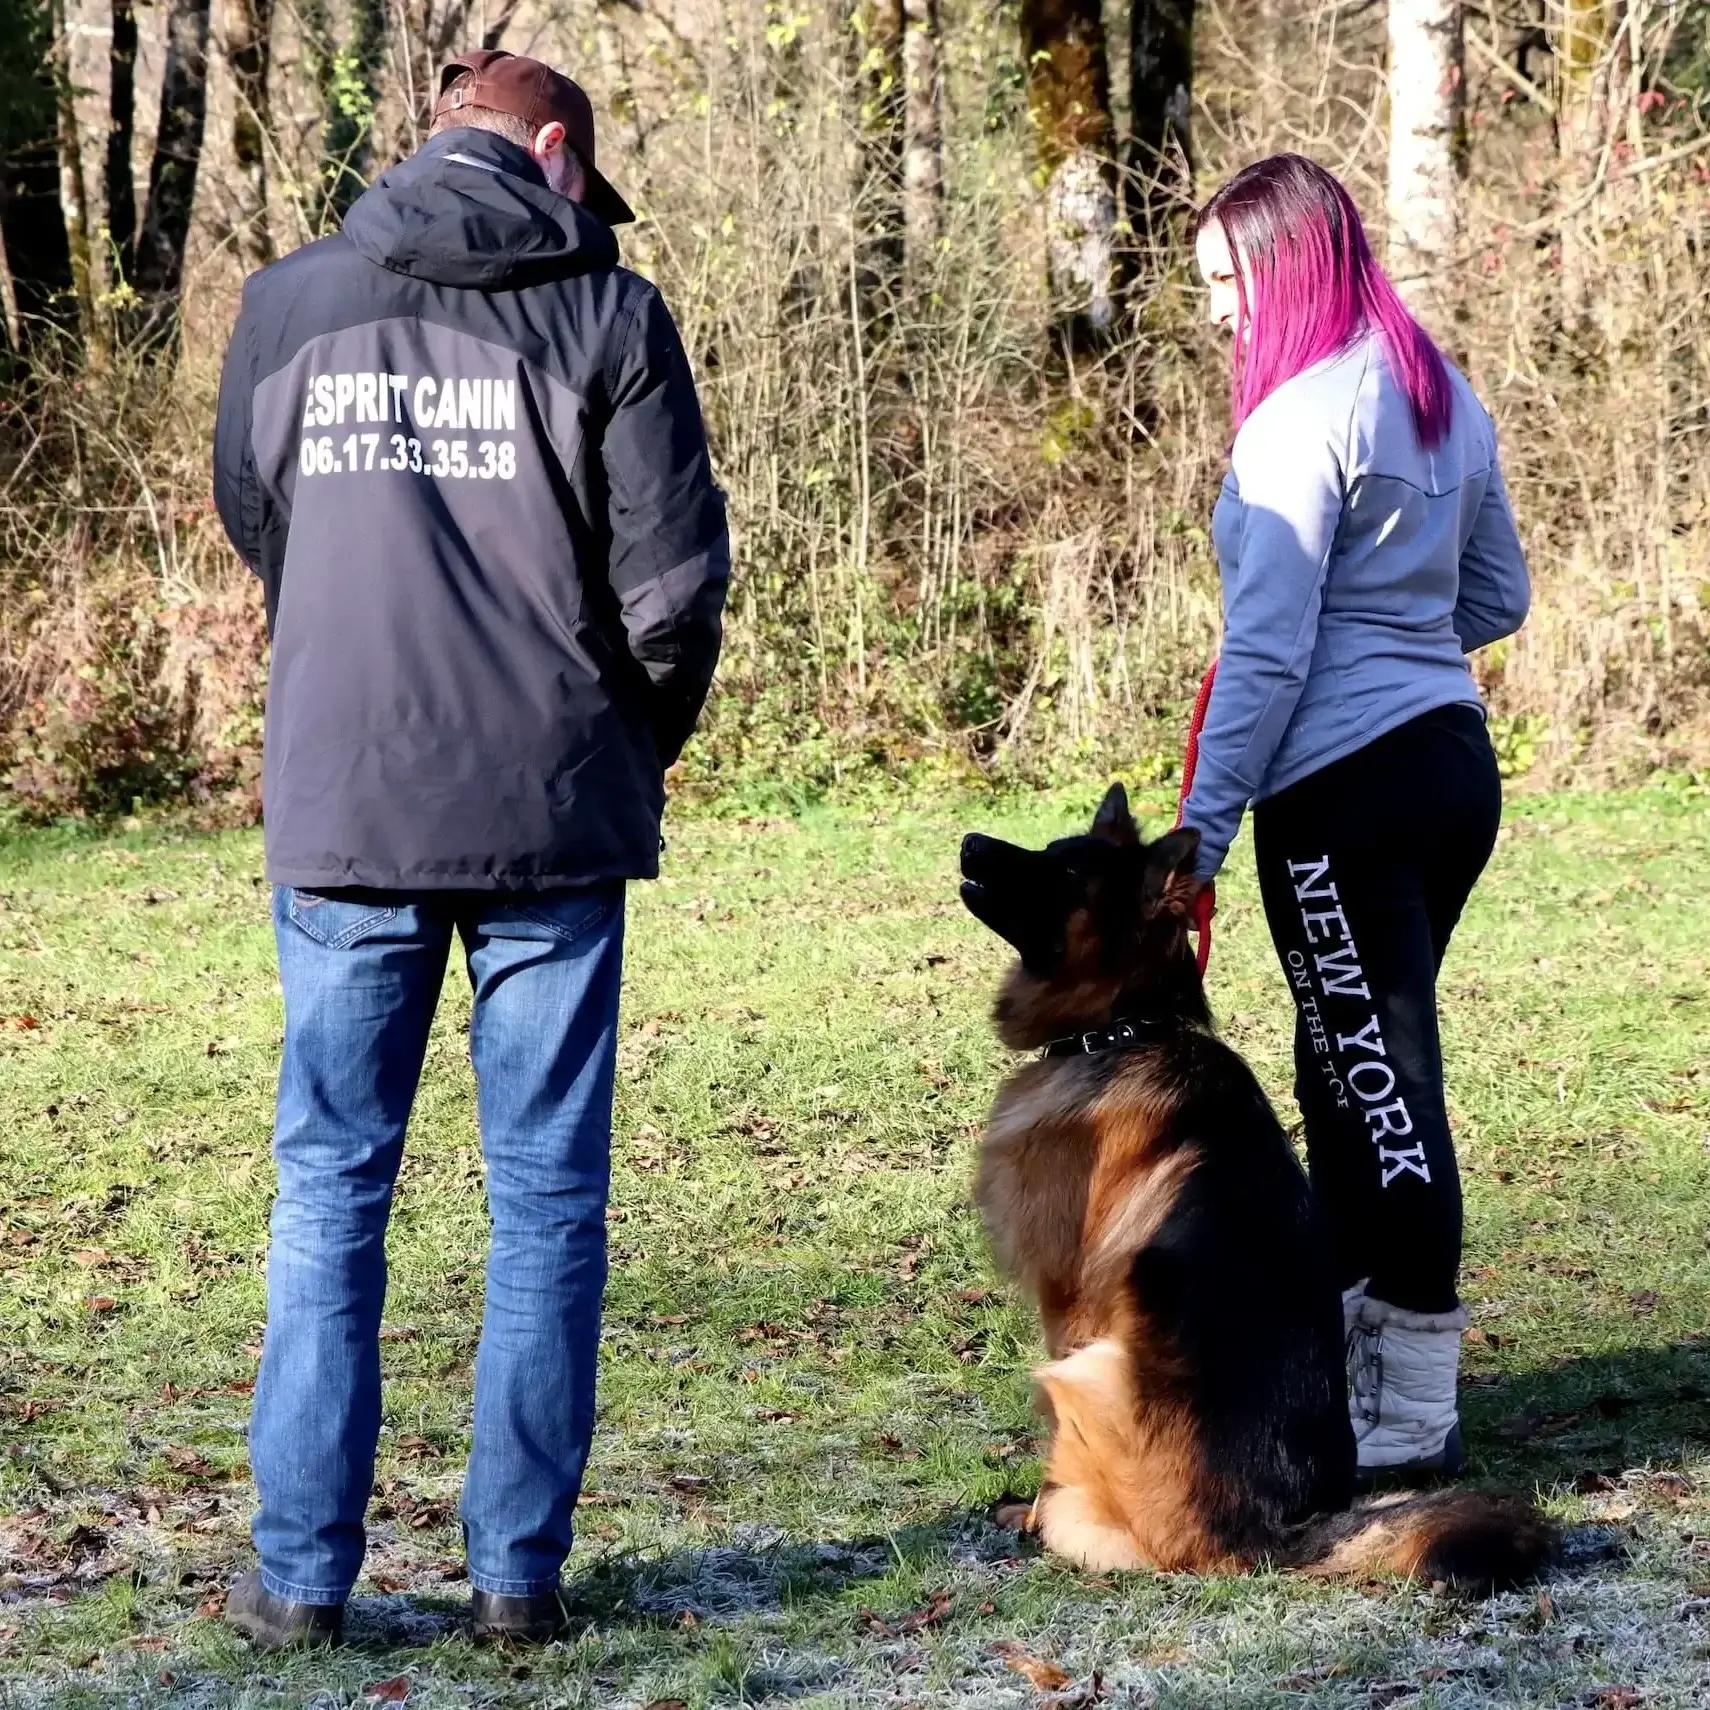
[900,0,943,270]
[105,0,137,281]
[0,218,22,352]
[135,0,211,331]
[1251,0,1286,147]
[1555,0,1619,337]
[1386,0,1466,335]
[848,0,905,328]
[49,0,99,351]
[226,0,274,271]
[1019,0,1117,340]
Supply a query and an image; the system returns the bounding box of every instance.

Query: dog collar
[1042,1014,1181,1058]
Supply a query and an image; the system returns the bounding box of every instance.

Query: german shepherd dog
[958,785,1555,1591]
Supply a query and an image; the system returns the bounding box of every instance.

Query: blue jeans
[250,883,624,1604]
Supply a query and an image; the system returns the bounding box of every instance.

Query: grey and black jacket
[214,127,729,890]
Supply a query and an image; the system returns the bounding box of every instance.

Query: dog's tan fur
[976,1043,1240,1572]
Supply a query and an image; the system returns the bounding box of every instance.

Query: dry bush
[0,340,266,822]
[1,0,1705,821]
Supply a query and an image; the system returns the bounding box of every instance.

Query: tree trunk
[0,0,76,341]
[1555,0,1619,337]
[848,0,905,327]
[1019,0,1117,340]
[226,0,274,270]
[106,0,137,281]
[321,0,387,223]
[1250,0,1287,146]
[1386,0,1466,336]
[135,0,211,331]
[1127,0,1194,260]
[392,0,485,165]
[0,215,22,353]
[49,0,99,350]
[901,0,943,270]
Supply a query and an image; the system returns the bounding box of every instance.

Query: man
[212,50,728,1648]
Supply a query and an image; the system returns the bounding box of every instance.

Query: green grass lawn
[0,783,1707,1708]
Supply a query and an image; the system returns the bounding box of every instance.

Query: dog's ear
[1142,827,1202,918]
[1089,782,1138,847]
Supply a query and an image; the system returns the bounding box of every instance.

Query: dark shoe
[224,1569,344,1651]
[470,1586,566,1645]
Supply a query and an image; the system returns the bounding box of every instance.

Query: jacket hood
[342,128,619,288]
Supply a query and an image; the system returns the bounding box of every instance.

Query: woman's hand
[1192,881,1216,935]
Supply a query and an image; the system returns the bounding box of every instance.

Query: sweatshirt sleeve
[1181,402,1347,879]
[1453,440,1530,652]
[603,283,731,768]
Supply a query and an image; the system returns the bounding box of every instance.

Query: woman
[1181,155,1530,1479]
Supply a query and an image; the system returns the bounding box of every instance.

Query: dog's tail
[1282,1489,1558,1594]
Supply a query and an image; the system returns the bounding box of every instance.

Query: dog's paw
[987,1493,1038,1534]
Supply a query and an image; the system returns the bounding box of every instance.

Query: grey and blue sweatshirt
[1181,331,1530,878]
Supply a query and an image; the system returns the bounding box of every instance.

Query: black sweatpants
[1251,702,1502,1316]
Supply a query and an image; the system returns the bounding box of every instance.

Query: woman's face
[1195,219,1242,333]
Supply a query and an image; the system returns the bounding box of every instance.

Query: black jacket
[214,128,729,890]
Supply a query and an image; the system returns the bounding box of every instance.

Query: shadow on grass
[568,1513,995,1625]
[1462,1335,1710,1490]
[0,1519,990,1708]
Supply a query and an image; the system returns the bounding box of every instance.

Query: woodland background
[0,0,1706,822]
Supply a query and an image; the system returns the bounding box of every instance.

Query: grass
[0,781,1707,1708]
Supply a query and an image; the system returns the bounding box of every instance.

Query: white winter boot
[1346,1294,1467,1479]
[1341,1278,1369,1340]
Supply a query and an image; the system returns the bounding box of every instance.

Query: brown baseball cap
[434,49,634,225]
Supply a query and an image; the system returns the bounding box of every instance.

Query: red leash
[1175,660,1219,979]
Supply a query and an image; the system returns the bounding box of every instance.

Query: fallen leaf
[642,1701,689,1710]
[1592,1691,1642,1709]
[194,1595,225,1619]
[1629,1290,1659,1317]
[860,1591,954,1639]
[72,1248,112,1268]
[1,1014,39,1031]
[395,1435,439,1461]
[129,1636,167,1651]
[1003,1650,1071,1692]
[894,1589,953,1634]
[361,1677,412,1703]
[757,1408,798,1423]
[378,1325,420,1342]
[84,1295,119,1313]
[1048,1673,1108,1708]
[164,1445,213,1477]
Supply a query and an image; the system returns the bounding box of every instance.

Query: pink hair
[1192,154,1453,449]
